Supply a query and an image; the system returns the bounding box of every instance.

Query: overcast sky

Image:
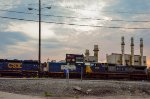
[0,0,150,66]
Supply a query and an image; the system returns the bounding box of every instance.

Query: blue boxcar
[48,62,66,72]
[48,62,85,73]
[47,62,85,78]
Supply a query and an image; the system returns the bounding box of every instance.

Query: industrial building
[107,37,146,66]
[64,36,146,66]
[84,45,99,62]
[107,53,146,66]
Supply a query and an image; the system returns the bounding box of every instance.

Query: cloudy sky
[0,0,150,66]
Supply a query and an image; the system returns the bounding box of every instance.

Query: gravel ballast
[0,78,150,97]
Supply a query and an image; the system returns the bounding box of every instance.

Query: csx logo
[8,63,22,69]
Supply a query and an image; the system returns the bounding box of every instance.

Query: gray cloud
[0,32,31,51]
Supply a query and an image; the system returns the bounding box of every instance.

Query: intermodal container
[66,54,84,64]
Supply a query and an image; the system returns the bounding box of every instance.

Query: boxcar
[47,62,85,78]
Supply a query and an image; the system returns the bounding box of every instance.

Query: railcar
[85,63,147,80]
[46,62,85,78]
[129,66,147,80]
[85,63,108,79]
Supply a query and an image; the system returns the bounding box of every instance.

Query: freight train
[0,58,148,80]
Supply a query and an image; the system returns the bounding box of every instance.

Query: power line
[27,3,150,14]
[1,9,150,23]
[48,4,150,15]
[1,15,150,30]
[0,3,150,15]
[0,16,38,22]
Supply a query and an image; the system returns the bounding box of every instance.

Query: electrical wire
[0,9,150,23]
[0,3,150,15]
[47,4,150,15]
[28,3,150,14]
[1,16,150,30]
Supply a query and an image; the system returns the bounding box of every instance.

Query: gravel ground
[0,78,150,98]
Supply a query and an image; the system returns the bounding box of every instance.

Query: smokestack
[93,45,99,62]
[85,49,90,57]
[121,36,125,65]
[131,37,134,66]
[140,38,143,66]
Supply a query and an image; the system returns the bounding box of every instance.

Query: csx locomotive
[0,59,38,77]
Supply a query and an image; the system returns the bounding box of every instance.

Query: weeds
[44,92,53,97]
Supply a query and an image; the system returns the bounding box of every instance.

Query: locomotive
[0,59,38,77]
[85,63,147,80]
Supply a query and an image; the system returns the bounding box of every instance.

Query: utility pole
[38,0,41,76]
[28,1,51,77]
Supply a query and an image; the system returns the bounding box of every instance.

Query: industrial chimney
[131,37,134,66]
[93,45,99,62]
[140,38,143,66]
[121,36,125,65]
[85,49,90,57]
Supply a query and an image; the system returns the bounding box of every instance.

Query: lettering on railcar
[8,63,22,68]
[61,65,76,70]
